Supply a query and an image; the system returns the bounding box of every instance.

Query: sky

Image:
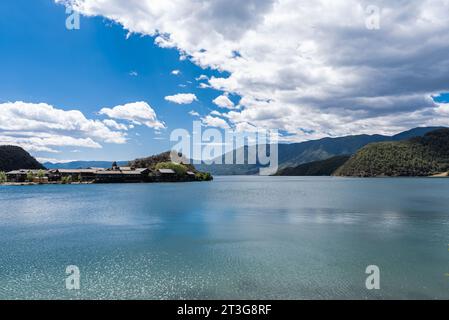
[0,0,449,162]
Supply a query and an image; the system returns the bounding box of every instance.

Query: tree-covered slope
[334,129,449,177]
[0,146,45,172]
[275,155,351,176]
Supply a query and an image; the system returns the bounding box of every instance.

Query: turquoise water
[0,176,448,300]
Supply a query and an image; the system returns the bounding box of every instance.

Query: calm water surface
[0,176,448,299]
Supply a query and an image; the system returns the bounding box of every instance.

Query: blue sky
[0,0,233,162]
[1,0,449,162]
[433,94,449,104]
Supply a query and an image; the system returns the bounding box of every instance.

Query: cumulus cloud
[0,133,101,153]
[198,83,211,89]
[213,94,236,109]
[201,115,230,129]
[0,101,127,153]
[189,110,200,117]
[196,75,208,81]
[103,119,129,131]
[99,101,165,129]
[57,0,449,139]
[165,93,198,105]
[171,69,181,76]
[36,157,77,164]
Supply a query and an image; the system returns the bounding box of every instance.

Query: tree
[0,171,7,184]
[37,170,45,178]
[61,176,72,184]
[26,171,35,182]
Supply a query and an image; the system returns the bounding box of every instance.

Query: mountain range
[195,126,445,175]
[44,161,128,170]
[40,127,445,175]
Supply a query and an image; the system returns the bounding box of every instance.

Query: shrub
[195,172,213,181]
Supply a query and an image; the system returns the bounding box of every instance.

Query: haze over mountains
[40,127,444,175]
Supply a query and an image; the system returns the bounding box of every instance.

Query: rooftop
[158,169,176,174]
[57,169,98,174]
[7,169,42,174]
[95,170,145,175]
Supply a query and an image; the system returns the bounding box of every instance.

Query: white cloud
[198,83,211,89]
[103,119,128,131]
[165,93,198,105]
[171,69,181,76]
[0,133,101,153]
[56,0,449,140]
[36,157,77,164]
[213,94,236,109]
[201,115,230,129]
[210,110,222,117]
[128,71,138,77]
[0,101,127,153]
[99,101,166,129]
[196,75,208,81]
[189,110,200,117]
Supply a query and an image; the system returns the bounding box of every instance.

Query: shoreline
[1,174,448,186]
[0,180,209,186]
[0,181,94,186]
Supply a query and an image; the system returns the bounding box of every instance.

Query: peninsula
[0,149,212,185]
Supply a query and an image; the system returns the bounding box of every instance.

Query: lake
[0,176,448,299]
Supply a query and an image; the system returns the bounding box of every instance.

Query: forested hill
[334,129,449,177]
[275,155,351,176]
[0,146,45,172]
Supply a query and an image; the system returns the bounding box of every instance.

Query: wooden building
[95,168,150,183]
[57,169,99,182]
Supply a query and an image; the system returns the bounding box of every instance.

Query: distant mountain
[390,127,445,141]
[44,161,128,169]
[196,127,444,175]
[275,155,351,176]
[0,146,45,172]
[334,129,449,177]
[43,126,445,175]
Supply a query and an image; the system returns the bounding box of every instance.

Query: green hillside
[275,155,350,176]
[334,129,449,177]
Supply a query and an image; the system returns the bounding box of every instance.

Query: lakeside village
[0,162,213,185]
